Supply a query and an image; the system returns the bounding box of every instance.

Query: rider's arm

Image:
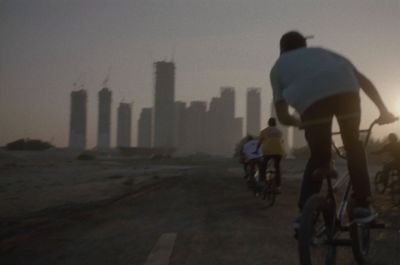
[274,100,302,127]
[270,65,302,128]
[354,70,394,121]
[255,134,263,153]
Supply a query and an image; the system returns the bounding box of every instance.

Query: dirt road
[1,158,399,265]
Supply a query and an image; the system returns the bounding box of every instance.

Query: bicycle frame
[330,120,378,230]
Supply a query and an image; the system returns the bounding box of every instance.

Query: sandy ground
[0,150,399,265]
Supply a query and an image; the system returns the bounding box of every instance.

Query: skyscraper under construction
[97,87,112,149]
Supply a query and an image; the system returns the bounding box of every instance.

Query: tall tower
[138,108,152,148]
[69,89,87,149]
[220,87,235,119]
[153,61,175,148]
[97,87,112,149]
[116,102,132,148]
[174,101,187,152]
[186,101,207,153]
[246,87,261,136]
[220,87,236,155]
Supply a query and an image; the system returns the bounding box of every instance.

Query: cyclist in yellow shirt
[257,117,285,191]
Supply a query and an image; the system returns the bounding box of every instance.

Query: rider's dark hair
[280,31,307,54]
[268,117,276,127]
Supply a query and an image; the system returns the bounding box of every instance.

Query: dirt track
[1,157,399,265]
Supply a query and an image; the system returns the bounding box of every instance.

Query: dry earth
[0,150,399,265]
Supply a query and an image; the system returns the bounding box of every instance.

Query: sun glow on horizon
[395,99,400,117]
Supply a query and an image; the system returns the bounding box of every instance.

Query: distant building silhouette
[220,87,237,155]
[116,103,132,148]
[233,117,244,143]
[246,88,261,136]
[153,61,175,148]
[270,102,289,153]
[69,89,87,149]
[292,111,307,150]
[205,97,222,154]
[174,101,187,152]
[137,108,152,147]
[97,87,112,149]
[186,101,207,153]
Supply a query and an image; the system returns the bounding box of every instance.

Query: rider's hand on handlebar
[376,111,398,125]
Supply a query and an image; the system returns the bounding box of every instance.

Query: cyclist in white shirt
[270,31,396,224]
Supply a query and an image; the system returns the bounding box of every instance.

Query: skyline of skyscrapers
[67,60,309,156]
[116,102,132,148]
[97,87,112,149]
[167,87,243,156]
[68,89,87,149]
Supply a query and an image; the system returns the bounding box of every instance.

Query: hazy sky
[1,0,400,147]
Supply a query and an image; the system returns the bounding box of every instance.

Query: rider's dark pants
[260,155,282,186]
[298,92,371,210]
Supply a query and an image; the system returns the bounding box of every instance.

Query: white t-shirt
[270,47,360,114]
[243,139,262,160]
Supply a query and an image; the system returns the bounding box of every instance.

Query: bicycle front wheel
[298,195,336,265]
[349,223,371,264]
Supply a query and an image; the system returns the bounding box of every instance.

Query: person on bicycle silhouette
[372,133,400,178]
[256,117,285,193]
[242,135,263,180]
[269,30,396,225]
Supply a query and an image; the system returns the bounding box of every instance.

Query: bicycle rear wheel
[374,171,387,194]
[298,195,336,265]
[262,179,276,206]
[349,223,371,264]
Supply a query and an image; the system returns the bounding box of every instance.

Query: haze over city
[1,0,400,148]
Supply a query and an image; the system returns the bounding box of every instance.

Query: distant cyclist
[269,31,396,226]
[372,133,400,178]
[242,135,262,180]
[257,117,285,192]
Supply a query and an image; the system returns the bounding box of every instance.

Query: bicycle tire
[374,171,387,194]
[262,179,276,206]
[298,195,336,265]
[349,223,371,264]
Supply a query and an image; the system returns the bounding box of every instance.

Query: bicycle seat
[311,167,338,181]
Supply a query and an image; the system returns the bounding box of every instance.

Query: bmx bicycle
[298,120,388,265]
[374,167,400,205]
[374,167,400,194]
[245,158,277,206]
